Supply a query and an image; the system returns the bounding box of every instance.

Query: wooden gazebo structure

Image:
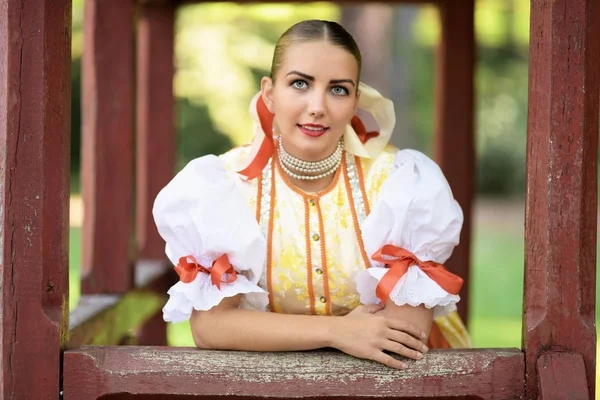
[0,0,597,398]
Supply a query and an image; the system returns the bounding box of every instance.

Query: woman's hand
[329,304,429,370]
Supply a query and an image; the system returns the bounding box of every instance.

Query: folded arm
[190,295,429,370]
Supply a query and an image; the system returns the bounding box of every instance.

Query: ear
[260,76,275,114]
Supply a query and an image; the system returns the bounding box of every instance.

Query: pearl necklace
[278,139,343,181]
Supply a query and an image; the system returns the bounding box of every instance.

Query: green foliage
[70,1,531,196]
[173,3,338,150]
[408,26,529,196]
[475,53,529,196]
[176,97,233,170]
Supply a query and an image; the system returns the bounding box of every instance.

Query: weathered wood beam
[537,352,590,399]
[0,0,71,398]
[81,0,135,294]
[432,0,475,325]
[69,261,172,348]
[63,347,524,399]
[524,0,599,398]
[136,3,176,260]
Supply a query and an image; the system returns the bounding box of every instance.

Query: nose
[307,90,326,117]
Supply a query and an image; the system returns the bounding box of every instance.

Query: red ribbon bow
[372,245,463,306]
[174,254,237,289]
[237,96,379,180]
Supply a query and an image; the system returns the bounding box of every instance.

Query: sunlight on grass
[470,317,521,348]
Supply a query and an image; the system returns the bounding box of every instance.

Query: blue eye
[331,86,349,96]
[292,80,308,89]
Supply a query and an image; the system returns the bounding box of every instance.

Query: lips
[297,124,329,137]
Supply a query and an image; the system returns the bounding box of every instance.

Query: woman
[153,19,471,370]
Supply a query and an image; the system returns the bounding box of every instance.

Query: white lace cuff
[163,273,269,323]
[355,266,459,318]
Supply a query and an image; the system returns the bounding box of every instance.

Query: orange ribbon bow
[372,245,463,306]
[174,254,237,289]
[237,96,379,180]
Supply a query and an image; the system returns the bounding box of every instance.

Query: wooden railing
[63,347,524,399]
[0,0,597,399]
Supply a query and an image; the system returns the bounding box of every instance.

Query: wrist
[322,315,342,349]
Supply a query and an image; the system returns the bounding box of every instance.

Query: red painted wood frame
[136,4,176,260]
[0,0,72,398]
[524,1,599,398]
[0,0,598,399]
[80,0,135,293]
[135,3,177,345]
[433,0,474,325]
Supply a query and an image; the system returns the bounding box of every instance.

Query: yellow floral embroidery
[218,144,471,347]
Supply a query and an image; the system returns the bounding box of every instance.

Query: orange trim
[354,156,371,216]
[237,96,275,180]
[315,202,331,316]
[266,159,276,312]
[372,245,464,306]
[304,199,316,315]
[274,145,344,200]
[174,255,236,288]
[255,169,263,223]
[342,161,371,270]
[238,108,376,180]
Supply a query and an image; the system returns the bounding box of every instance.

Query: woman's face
[261,40,360,161]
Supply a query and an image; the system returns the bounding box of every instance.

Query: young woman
[153,19,471,370]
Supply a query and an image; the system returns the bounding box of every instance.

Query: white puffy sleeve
[356,149,464,318]
[153,155,269,323]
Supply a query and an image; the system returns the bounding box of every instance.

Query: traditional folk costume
[153,83,471,348]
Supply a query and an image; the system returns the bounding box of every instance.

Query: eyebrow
[286,70,356,87]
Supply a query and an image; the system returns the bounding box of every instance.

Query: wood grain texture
[81,0,134,293]
[0,0,72,398]
[432,0,475,326]
[63,347,524,399]
[523,0,599,398]
[537,352,589,400]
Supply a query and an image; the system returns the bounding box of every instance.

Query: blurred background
[68,0,594,371]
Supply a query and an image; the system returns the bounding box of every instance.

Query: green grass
[469,227,525,348]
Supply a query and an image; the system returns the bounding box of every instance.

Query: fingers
[382,337,425,360]
[387,329,429,354]
[373,352,408,370]
[386,318,427,341]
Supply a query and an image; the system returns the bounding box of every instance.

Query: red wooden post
[136,3,175,260]
[135,3,176,345]
[524,0,599,398]
[81,0,135,294]
[0,0,71,398]
[433,0,475,326]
